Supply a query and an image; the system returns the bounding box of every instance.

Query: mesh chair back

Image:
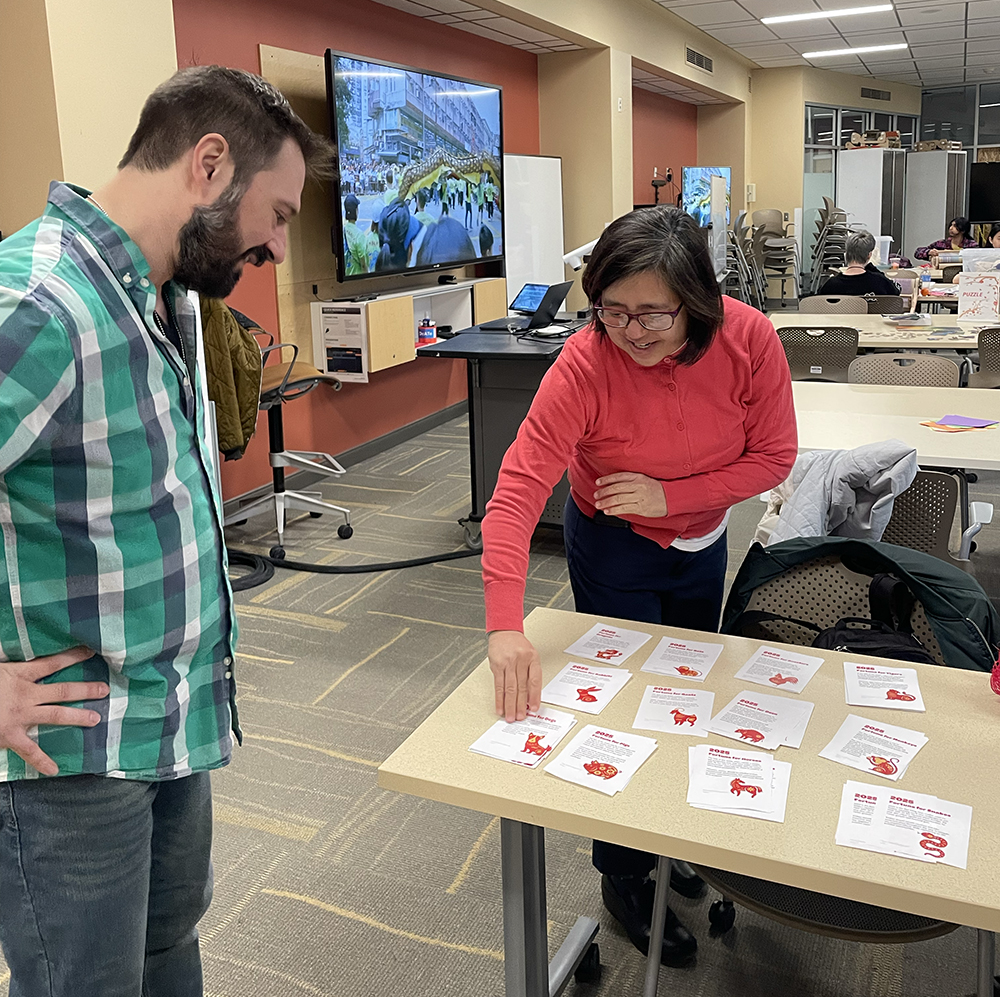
[741,555,946,665]
[882,471,957,563]
[941,265,962,283]
[978,327,1000,374]
[752,208,784,232]
[893,269,918,279]
[866,295,907,314]
[778,326,859,381]
[801,296,867,314]
[848,353,961,387]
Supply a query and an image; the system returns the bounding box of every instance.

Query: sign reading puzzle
[958,273,1000,322]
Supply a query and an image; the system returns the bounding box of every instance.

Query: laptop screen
[510,283,549,313]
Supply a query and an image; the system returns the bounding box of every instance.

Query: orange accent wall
[631,87,697,208]
[171,0,540,499]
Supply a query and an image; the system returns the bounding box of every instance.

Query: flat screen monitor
[969,163,1000,224]
[325,50,503,281]
[682,167,731,227]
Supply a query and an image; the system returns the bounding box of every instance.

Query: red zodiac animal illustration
[594,649,621,660]
[885,689,916,702]
[919,831,948,859]
[521,733,551,757]
[675,665,702,677]
[768,672,798,686]
[730,778,763,798]
[583,760,619,780]
[867,755,899,776]
[576,686,601,703]
[670,709,697,727]
[734,728,765,743]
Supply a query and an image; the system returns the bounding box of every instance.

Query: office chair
[799,296,867,315]
[848,353,961,388]
[968,327,1000,387]
[224,340,352,559]
[865,294,907,314]
[777,325,859,381]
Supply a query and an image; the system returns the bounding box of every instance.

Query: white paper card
[540,662,632,715]
[689,751,791,823]
[735,645,825,693]
[544,724,658,796]
[632,686,715,737]
[843,662,925,712]
[706,691,812,750]
[958,272,1000,323]
[819,714,927,781]
[564,623,653,665]
[640,636,724,683]
[686,744,774,811]
[468,709,577,768]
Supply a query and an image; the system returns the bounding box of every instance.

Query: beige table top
[793,381,1000,470]
[769,311,980,350]
[378,607,1000,932]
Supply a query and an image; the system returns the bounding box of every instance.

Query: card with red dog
[540,661,632,715]
[632,686,715,737]
[468,708,577,768]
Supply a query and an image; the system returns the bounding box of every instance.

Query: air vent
[686,47,714,73]
[861,87,891,101]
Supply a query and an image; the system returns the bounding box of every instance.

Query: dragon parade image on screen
[682,167,732,228]
[326,50,504,280]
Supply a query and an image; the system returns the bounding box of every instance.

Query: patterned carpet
[0,413,995,995]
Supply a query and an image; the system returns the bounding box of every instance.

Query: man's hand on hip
[0,647,108,776]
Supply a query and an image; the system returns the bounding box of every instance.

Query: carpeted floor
[0,413,996,996]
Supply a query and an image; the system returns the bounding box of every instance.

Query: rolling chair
[777,325,859,381]
[865,294,907,315]
[848,353,962,387]
[224,339,352,559]
[798,296,867,315]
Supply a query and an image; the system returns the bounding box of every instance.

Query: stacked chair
[723,211,767,310]
[751,209,799,307]
[808,197,860,295]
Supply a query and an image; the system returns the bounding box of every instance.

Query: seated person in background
[952,223,1000,282]
[816,231,902,297]
[915,215,977,263]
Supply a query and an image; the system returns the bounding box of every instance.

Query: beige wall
[698,103,749,215]
[0,0,177,235]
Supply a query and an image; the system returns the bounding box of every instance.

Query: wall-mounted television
[682,167,731,227]
[325,50,504,282]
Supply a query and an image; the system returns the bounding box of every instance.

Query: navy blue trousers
[563,496,728,877]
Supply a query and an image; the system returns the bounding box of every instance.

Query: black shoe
[601,874,698,968]
[669,860,706,899]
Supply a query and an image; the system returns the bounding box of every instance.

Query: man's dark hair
[950,216,972,239]
[119,65,335,190]
[344,193,360,222]
[479,224,494,256]
[581,206,723,365]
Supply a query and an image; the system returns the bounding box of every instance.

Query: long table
[769,311,980,350]
[378,607,999,997]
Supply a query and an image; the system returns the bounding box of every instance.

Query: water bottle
[920,272,932,296]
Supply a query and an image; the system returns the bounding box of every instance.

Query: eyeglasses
[595,304,682,332]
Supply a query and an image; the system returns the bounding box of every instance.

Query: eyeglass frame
[594,302,683,332]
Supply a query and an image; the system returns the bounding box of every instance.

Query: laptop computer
[478,281,574,331]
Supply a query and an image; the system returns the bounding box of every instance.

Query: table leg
[501,818,549,997]
[959,471,971,535]
[977,929,995,997]
[643,856,672,997]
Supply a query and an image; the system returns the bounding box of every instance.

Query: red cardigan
[481,297,798,633]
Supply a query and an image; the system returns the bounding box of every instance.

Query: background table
[379,607,1000,997]
[770,311,980,350]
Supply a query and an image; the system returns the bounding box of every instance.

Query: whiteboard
[502,154,565,298]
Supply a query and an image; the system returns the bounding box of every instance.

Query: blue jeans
[564,497,728,877]
[0,773,213,997]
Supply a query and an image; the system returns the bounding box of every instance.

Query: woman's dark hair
[950,216,972,239]
[375,199,412,271]
[581,206,723,365]
[989,223,1000,243]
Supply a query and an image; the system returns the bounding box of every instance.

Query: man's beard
[173,186,272,299]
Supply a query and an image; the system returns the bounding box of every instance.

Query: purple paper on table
[937,415,999,429]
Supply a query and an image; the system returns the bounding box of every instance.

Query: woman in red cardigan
[481,206,798,969]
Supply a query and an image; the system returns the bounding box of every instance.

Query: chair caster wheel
[709,899,736,934]
[462,524,483,551]
[269,546,286,560]
[338,524,353,540]
[967,473,978,484]
[574,942,601,984]
[310,511,322,518]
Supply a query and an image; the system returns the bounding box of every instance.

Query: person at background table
[952,223,1000,282]
[480,206,798,969]
[816,231,902,297]
[915,216,977,263]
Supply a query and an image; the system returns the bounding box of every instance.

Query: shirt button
[225,671,232,680]
[668,383,676,392]
[183,376,190,386]
[677,422,685,431]
[223,656,232,666]
[139,278,149,288]
[123,273,132,284]
[684,462,692,470]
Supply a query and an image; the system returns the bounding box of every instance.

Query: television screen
[326,50,503,281]
[969,163,1000,224]
[682,167,731,227]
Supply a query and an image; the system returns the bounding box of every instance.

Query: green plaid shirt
[0,182,239,781]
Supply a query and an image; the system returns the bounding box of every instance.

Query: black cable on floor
[226,545,481,591]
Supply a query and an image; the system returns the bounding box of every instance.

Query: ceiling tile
[669,1,755,25]
[969,0,1000,17]
[896,4,967,25]
[968,36,1000,51]
[458,9,498,20]
[764,18,852,37]
[752,54,812,63]
[426,12,461,22]
[709,23,781,41]
[815,10,902,28]
[914,53,971,68]
[904,24,968,42]
[905,40,967,56]
[839,29,909,44]
[373,0,440,12]
[418,0,477,12]
[732,39,803,56]
[487,16,562,42]
[864,57,918,71]
[787,36,849,52]
[738,0,819,16]
[967,18,1000,34]
[965,48,1000,62]
[453,20,520,43]
[806,52,866,66]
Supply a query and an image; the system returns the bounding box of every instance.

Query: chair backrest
[778,326,859,381]
[866,295,907,314]
[848,353,961,387]
[801,296,867,314]
[882,471,958,563]
[752,208,784,231]
[893,269,918,279]
[894,277,916,296]
[978,327,1000,374]
[734,554,947,665]
[942,264,962,282]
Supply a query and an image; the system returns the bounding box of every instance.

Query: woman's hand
[928,249,939,267]
[488,631,541,722]
[594,472,667,518]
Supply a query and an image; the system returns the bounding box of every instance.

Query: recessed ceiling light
[762,4,892,24]
[802,42,909,57]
